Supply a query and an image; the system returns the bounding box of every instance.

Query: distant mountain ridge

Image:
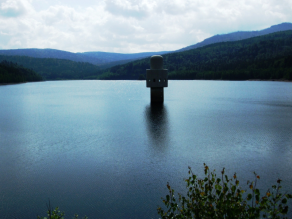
[1,29,291,81]
[0,22,291,70]
[0,48,106,66]
[176,22,292,52]
[98,30,292,81]
[80,51,170,63]
[0,48,169,66]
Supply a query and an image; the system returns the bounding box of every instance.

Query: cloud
[0,0,291,53]
[105,0,149,19]
[0,0,28,17]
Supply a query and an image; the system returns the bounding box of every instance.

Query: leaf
[221,168,225,175]
[281,206,288,214]
[282,198,287,204]
[166,195,170,201]
[204,166,209,174]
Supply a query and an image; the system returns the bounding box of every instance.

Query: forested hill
[0,23,290,69]
[0,60,42,84]
[0,49,105,66]
[98,30,292,81]
[176,22,292,52]
[0,48,169,66]
[0,55,102,80]
[80,51,170,63]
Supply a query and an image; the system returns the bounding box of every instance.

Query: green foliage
[100,30,292,80]
[37,200,87,219]
[37,206,65,219]
[0,60,42,83]
[158,164,292,219]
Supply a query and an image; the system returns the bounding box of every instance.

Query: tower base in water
[151,87,164,103]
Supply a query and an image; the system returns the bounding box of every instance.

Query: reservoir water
[0,80,292,218]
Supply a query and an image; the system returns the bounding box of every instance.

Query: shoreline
[1,79,291,86]
[0,81,44,86]
[0,82,27,86]
[246,79,292,82]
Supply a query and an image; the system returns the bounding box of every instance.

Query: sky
[0,0,291,53]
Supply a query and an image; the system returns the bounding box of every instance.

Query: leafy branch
[158,164,292,219]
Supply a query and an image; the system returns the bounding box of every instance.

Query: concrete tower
[146,55,168,103]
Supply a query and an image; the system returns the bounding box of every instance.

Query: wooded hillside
[98,30,292,81]
[0,60,42,84]
[0,56,101,80]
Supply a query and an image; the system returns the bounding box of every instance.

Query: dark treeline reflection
[145,103,169,149]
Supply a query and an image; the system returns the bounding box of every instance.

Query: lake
[0,80,292,218]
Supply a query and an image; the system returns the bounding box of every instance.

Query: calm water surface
[0,80,292,218]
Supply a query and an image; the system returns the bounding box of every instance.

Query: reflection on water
[145,103,169,149]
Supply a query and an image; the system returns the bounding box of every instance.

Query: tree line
[0,55,102,81]
[98,30,292,81]
[1,30,291,82]
[0,60,43,84]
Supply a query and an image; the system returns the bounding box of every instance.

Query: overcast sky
[0,0,291,53]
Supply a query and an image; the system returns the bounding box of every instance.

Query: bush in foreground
[37,200,87,219]
[157,164,292,219]
[37,164,291,218]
